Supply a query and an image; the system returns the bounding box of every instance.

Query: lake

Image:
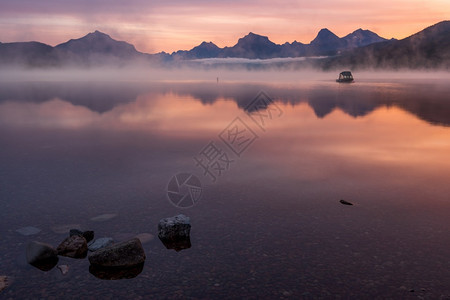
[0,73,449,299]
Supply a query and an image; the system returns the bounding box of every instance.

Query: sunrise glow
[1,0,449,53]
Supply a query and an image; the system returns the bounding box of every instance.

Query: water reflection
[1,79,449,206]
[1,79,450,126]
[159,235,192,252]
[89,263,144,280]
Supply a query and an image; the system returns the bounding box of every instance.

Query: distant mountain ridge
[172,28,388,59]
[0,27,389,66]
[56,30,139,56]
[322,20,450,69]
[0,31,150,67]
[0,41,58,67]
[0,21,449,69]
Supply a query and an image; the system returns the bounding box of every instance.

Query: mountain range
[322,20,450,69]
[0,20,449,69]
[171,28,388,59]
[0,30,149,67]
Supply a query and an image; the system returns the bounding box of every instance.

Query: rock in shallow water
[339,199,353,206]
[88,238,145,268]
[26,241,58,271]
[56,235,88,258]
[57,265,69,275]
[88,237,114,252]
[158,214,191,251]
[158,214,191,240]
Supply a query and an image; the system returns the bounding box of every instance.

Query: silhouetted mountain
[0,41,60,67]
[221,32,281,59]
[342,29,388,48]
[55,30,147,65]
[57,31,138,55]
[279,41,308,57]
[176,29,387,59]
[0,29,389,67]
[309,29,346,54]
[1,21,448,69]
[324,20,450,69]
[172,41,221,59]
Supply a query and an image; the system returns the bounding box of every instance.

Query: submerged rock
[26,241,58,271]
[339,199,353,206]
[57,235,88,258]
[16,226,41,236]
[90,214,117,222]
[88,238,145,268]
[158,214,191,251]
[57,265,69,275]
[88,237,114,252]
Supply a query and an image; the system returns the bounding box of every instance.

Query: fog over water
[1,66,450,82]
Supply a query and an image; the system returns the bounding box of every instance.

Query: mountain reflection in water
[1,79,449,126]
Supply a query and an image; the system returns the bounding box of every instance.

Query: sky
[0,0,449,53]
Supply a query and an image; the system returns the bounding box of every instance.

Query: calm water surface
[0,76,449,299]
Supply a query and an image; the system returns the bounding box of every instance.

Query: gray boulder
[56,235,88,258]
[158,214,191,240]
[88,238,145,268]
[26,241,58,271]
[88,237,114,252]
